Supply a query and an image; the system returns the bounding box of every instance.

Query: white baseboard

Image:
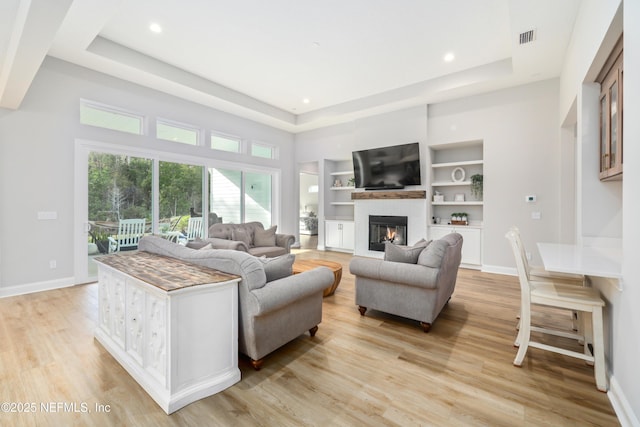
[481,264,516,276]
[0,276,76,298]
[608,375,640,427]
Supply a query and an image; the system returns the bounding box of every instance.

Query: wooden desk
[94,252,241,414]
[536,243,622,288]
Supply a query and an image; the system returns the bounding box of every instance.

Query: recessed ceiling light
[149,23,162,33]
[444,52,455,62]
[302,98,310,104]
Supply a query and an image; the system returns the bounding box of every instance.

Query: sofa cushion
[186,239,209,249]
[253,225,277,247]
[249,246,288,258]
[232,228,253,247]
[384,239,429,264]
[258,254,295,282]
[417,239,449,268]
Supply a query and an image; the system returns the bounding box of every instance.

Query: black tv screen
[352,142,421,190]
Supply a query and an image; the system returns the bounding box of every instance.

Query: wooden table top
[95,251,239,292]
[292,258,342,273]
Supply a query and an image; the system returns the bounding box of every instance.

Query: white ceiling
[1,0,581,132]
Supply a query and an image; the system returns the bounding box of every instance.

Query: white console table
[94,251,241,414]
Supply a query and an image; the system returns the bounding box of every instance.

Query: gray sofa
[349,233,463,332]
[205,222,295,257]
[138,235,334,369]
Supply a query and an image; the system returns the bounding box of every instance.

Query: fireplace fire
[369,215,408,251]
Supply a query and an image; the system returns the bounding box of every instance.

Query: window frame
[79,99,145,135]
[210,130,243,153]
[156,117,202,146]
[250,140,278,160]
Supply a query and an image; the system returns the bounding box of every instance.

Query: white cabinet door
[325,221,341,248]
[428,226,482,266]
[325,220,354,251]
[455,227,482,265]
[428,226,451,241]
[341,221,355,251]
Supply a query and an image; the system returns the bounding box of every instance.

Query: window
[209,168,242,224]
[244,172,272,226]
[251,141,277,159]
[80,100,144,134]
[156,119,200,146]
[211,132,242,153]
[159,161,203,236]
[209,168,273,226]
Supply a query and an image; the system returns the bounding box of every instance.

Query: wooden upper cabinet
[597,35,623,181]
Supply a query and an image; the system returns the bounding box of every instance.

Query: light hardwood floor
[0,249,619,426]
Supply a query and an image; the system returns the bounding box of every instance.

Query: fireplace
[369,215,408,251]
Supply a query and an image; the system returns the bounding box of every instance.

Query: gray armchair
[349,233,463,332]
[138,235,334,369]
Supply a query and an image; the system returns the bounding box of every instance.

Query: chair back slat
[117,218,146,250]
[505,230,532,307]
[186,217,204,240]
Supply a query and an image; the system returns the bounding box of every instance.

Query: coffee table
[292,258,342,297]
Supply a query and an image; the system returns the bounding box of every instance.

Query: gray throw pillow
[232,228,253,247]
[417,239,449,268]
[384,239,429,264]
[259,254,295,282]
[186,239,208,249]
[253,225,277,247]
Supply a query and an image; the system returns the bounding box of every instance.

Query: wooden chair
[179,216,204,244]
[509,226,584,331]
[108,218,146,252]
[505,230,607,392]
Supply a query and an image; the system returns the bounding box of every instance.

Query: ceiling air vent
[519,29,536,45]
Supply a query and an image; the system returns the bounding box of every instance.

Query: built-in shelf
[431,160,483,168]
[432,201,484,206]
[432,181,471,187]
[330,170,354,176]
[429,141,484,267]
[331,201,355,206]
[330,186,355,191]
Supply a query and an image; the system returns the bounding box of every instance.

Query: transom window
[211,132,242,153]
[80,100,144,135]
[251,141,277,159]
[156,118,200,146]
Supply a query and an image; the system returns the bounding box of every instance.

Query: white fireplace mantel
[353,196,428,258]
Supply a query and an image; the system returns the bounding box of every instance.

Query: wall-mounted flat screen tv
[352,142,421,190]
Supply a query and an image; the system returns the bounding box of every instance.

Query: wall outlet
[526,195,537,203]
[49,260,57,269]
[531,211,541,220]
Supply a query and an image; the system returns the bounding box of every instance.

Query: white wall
[558,0,639,423]
[0,57,295,291]
[618,0,640,423]
[295,106,428,248]
[428,79,565,271]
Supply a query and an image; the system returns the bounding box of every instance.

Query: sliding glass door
[209,168,272,226]
[80,149,153,281]
[159,161,203,238]
[76,141,276,284]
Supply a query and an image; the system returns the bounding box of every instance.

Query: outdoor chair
[108,218,146,253]
[179,216,204,245]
